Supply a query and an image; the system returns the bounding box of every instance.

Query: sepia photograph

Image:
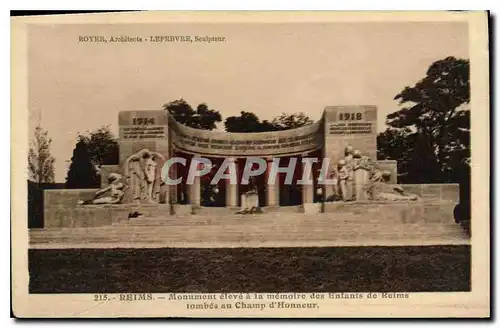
[11,11,489,318]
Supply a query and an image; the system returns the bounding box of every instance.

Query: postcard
[11,11,489,318]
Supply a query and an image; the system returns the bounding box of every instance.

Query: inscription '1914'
[133,117,156,125]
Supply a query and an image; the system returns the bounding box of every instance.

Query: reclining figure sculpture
[77,173,128,205]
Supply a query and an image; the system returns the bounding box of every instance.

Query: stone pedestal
[354,169,370,201]
[241,192,259,211]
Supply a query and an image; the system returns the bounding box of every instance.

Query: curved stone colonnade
[169,116,323,158]
[168,115,323,209]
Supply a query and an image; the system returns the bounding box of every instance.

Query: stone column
[301,160,315,205]
[189,157,201,207]
[225,157,238,208]
[266,158,279,207]
[167,159,177,204]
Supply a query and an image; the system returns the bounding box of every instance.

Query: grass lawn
[29,246,470,293]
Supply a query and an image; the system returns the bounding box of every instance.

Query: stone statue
[141,150,158,203]
[337,159,350,201]
[128,157,143,202]
[125,149,165,204]
[326,163,339,201]
[353,152,373,201]
[367,169,419,201]
[78,173,128,205]
[343,145,354,201]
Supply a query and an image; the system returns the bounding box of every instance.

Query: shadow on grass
[29,246,470,293]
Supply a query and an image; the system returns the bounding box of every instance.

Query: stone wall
[44,206,116,228]
[43,205,149,228]
[45,189,99,207]
[44,189,99,227]
[44,192,171,227]
[323,200,457,225]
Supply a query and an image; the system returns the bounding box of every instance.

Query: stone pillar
[225,157,238,208]
[189,158,201,207]
[162,177,170,205]
[190,176,201,207]
[301,160,315,205]
[266,158,279,207]
[169,159,178,204]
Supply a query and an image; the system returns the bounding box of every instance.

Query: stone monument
[41,105,459,230]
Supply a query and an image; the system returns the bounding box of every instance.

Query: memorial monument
[39,105,462,237]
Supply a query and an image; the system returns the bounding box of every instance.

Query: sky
[27,22,469,182]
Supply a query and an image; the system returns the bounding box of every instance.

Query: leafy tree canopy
[379,56,470,184]
[225,111,313,133]
[163,99,222,130]
[271,112,314,130]
[80,126,119,167]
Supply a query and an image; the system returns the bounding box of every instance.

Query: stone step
[31,206,468,247]
[31,228,468,239]
[30,228,467,242]
[114,214,456,226]
[31,223,464,233]
[114,220,458,229]
[31,234,469,246]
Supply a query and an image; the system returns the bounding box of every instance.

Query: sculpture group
[79,149,166,205]
[329,145,418,202]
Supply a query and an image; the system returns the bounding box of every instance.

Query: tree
[28,125,55,183]
[65,137,99,188]
[271,112,313,130]
[225,111,313,133]
[80,126,119,167]
[383,56,470,183]
[377,128,413,182]
[163,99,222,130]
[224,111,275,133]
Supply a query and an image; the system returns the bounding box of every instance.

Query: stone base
[172,204,193,216]
[301,203,322,214]
[323,200,457,224]
[44,204,171,228]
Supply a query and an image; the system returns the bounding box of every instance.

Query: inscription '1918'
[339,112,363,121]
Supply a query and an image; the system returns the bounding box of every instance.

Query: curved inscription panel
[169,116,322,157]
